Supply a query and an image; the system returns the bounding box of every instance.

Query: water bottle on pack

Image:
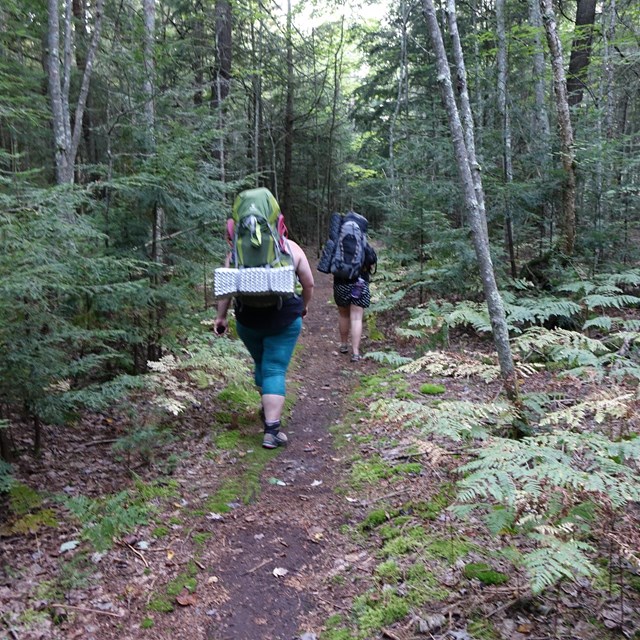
[351,277,365,301]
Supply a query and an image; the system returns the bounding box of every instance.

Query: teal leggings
[236,317,302,396]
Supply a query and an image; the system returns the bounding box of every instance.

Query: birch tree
[540,0,577,256]
[422,0,518,399]
[47,0,104,184]
[496,0,516,277]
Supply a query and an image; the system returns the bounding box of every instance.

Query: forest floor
[1,264,640,640]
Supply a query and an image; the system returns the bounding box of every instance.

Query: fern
[583,293,640,310]
[522,535,596,594]
[539,390,633,429]
[398,352,500,382]
[365,351,413,366]
[370,398,511,441]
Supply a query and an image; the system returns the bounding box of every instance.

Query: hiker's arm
[214,253,232,334]
[291,242,314,316]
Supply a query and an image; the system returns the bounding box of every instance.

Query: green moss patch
[420,383,446,395]
[463,562,509,585]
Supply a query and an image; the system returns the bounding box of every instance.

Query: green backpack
[226,188,295,307]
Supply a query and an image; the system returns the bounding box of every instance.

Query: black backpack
[330,211,369,280]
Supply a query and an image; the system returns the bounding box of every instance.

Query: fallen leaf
[311,480,323,487]
[268,477,287,486]
[207,576,219,585]
[175,588,197,606]
[273,567,288,577]
[167,549,175,561]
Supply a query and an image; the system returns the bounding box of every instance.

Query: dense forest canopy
[1,0,639,452]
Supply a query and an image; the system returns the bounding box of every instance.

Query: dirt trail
[195,269,360,640]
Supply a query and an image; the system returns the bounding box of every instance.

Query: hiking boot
[262,430,288,449]
[339,343,349,354]
[350,353,362,362]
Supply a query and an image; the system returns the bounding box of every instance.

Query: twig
[50,603,123,618]
[486,597,521,618]
[81,438,118,447]
[381,628,403,640]
[243,557,272,575]
[194,559,206,570]
[124,542,149,568]
[316,594,349,611]
[366,487,411,505]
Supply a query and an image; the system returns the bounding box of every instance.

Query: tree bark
[47,0,104,185]
[423,0,518,399]
[540,0,577,256]
[567,0,597,108]
[496,0,517,277]
[282,0,294,215]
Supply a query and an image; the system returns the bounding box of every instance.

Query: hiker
[333,254,375,362]
[326,211,377,362]
[214,189,314,449]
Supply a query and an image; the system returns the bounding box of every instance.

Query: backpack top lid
[232,188,280,226]
[344,210,368,234]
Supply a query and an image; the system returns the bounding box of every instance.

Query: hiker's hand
[214,318,228,335]
[301,307,308,318]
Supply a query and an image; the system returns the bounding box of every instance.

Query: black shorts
[333,280,371,309]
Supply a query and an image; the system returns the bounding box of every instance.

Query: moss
[404,563,450,604]
[152,526,169,538]
[193,531,212,545]
[375,560,401,583]
[419,383,446,395]
[216,384,260,411]
[140,617,155,629]
[11,508,58,534]
[427,538,474,564]
[409,485,454,521]
[359,508,394,531]
[9,483,43,516]
[381,526,428,557]
[468,620,499,639]
[463,562,509,585]
[147,597,174,613]
[166,562,198,597]
[351,456,421,488]
[215,430,242,450]
[321,614,352,640]
[353,591,409,635]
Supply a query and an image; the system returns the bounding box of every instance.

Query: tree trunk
[47,0,104,185]
[423,0,518,400]
[528,0,553,251]
[212,0,232,181]
[567,0,597,108]
[496,0,517,277]
[389,0,410,200]
[540,0,577,256]
[282,0,294,215]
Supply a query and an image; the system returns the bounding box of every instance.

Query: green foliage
[463,562,509,585]
[8,483,42,516]
[371,397,511,441]
[453,430,640,593]
[63,479,175,551]
[419,383,446,395]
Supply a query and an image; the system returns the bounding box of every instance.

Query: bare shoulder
[287,240,309,264]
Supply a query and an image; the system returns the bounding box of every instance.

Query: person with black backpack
[318,211,377,362]
[214,189,315,448]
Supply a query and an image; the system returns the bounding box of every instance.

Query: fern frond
[370,398,511,441]
[365,351,413,366]
[523,535,596,594]
[540,391,633,429]
[398,352,499,382]
[583,294,640,310]
[582,316,613,331]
